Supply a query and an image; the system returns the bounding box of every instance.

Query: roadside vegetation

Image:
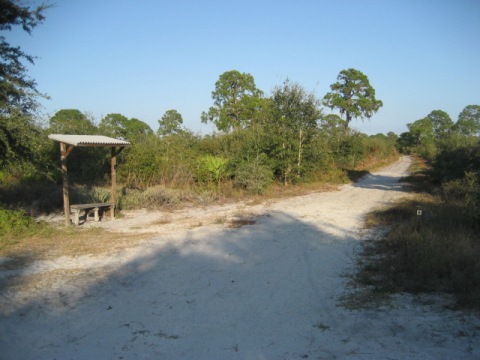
[357,109,480,309]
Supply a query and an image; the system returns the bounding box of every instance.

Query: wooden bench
[70,203,115,226]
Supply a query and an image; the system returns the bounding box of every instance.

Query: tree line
[1,68,396,193]
[397,106,480,160]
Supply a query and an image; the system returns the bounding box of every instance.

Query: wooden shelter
[48,134,130,226]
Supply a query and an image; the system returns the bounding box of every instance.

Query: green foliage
[424,126,480,223]
[323,68,383,130]
[49,109,97,135]
[98,113,129,138]
[366,133,397,161]
[156,132,199,187]
[386,132,398,143]
[120,134,163,189]
[405,117,436,159]
[0,160,43,184]
[47,109,107,183]
[234,156,273,194]
[0,68,401,213]
[426,109,453,139]
[360,136,480,309]
[47,111,155,186]
[0,0,50,117]
[396,131,415,154]
[335,132,368,168]
[442,172,480,223]
[119,131,199,189]
[158,109,184,136]
[196,155,229,186]
[397,106,480,159]
[312,114,346,168]
[0,206,37,245]
[1,113,41,163]
[0,114,57,183]
[430,135,480,183]
[455,105,480,136]
[99,113,153,141]
[201,70,264,132]
[268,79,322,184]
[123,118,154,140]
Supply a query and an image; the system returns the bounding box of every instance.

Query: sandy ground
[1,156,479,359]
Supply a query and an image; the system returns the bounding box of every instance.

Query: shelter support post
[110,146,126,219]
[60,142,74,226]
[111,147,117,216]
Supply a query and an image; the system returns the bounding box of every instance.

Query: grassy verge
[356,157,480,309]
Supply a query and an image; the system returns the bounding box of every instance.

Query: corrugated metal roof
[48,134,130,147]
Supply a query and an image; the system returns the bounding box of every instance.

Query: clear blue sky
[9,0,480,135]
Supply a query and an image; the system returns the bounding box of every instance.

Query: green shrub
[431,140,480,183]
[234,159,273,194]
[442,171,480,225]
[332,132,368,169]
[0,160,48,186]
[0,207,45,249]
[196,155,229,186]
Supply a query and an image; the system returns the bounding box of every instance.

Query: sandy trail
[1,156,479,359]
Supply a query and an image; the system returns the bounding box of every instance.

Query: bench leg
[73,210,80,226]
[94,207,100,222]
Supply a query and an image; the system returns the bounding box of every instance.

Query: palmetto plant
[201,155,229,186]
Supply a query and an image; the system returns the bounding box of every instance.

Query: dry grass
[355,158,480,309]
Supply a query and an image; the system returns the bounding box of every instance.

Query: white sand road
[1,156,479,359]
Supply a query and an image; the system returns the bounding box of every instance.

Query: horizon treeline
[1,70,400,197]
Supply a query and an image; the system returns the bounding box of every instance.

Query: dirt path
[1,156,479,359]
